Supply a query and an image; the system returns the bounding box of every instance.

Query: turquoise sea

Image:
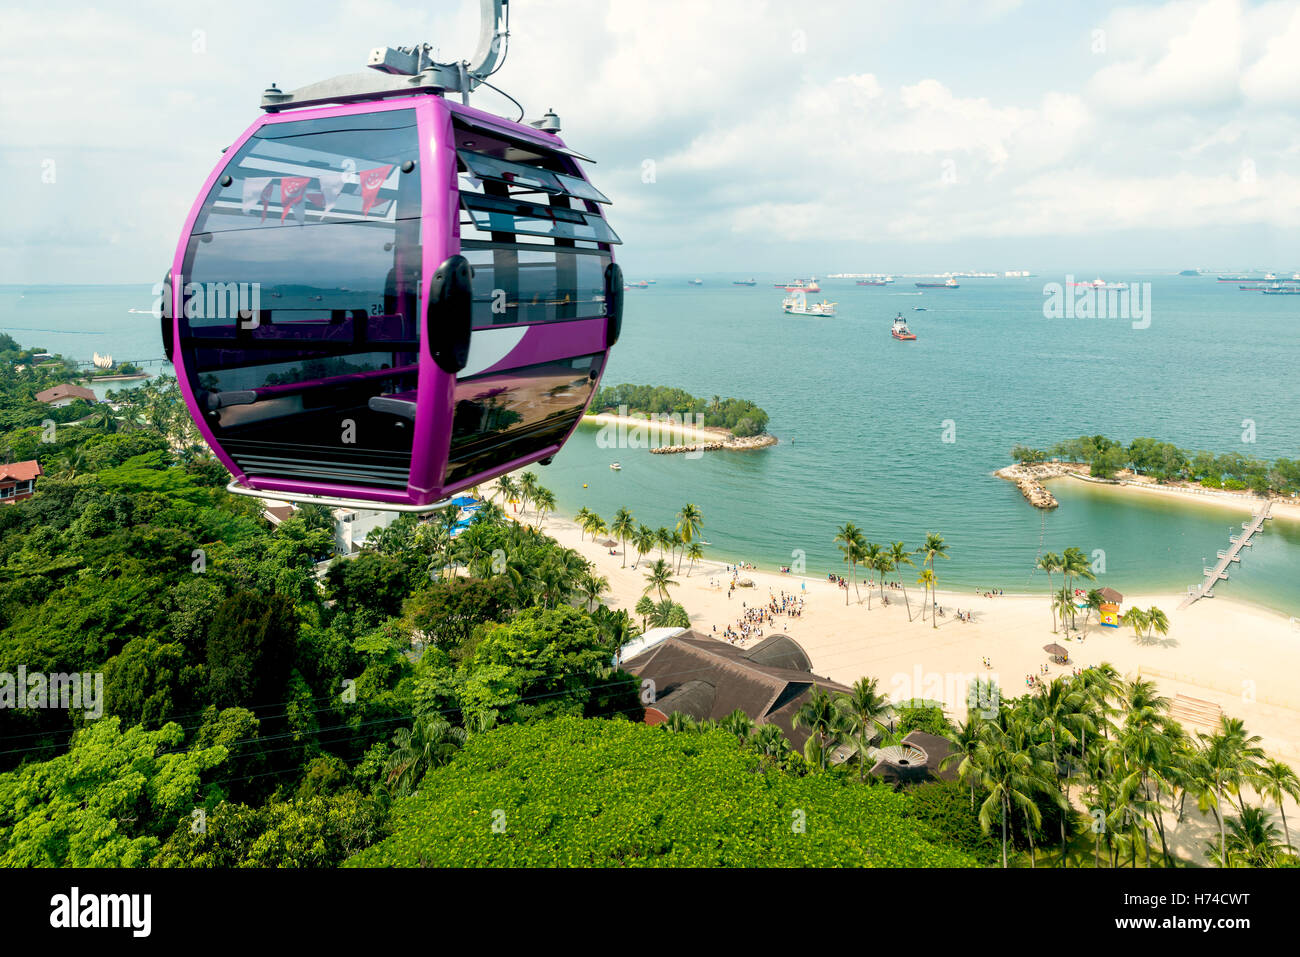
[2,276,1298,614]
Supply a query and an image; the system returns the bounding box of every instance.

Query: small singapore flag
[358,165,393,216]
[280,176,310,223]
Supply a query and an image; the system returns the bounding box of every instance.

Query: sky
[2,0,1299,282]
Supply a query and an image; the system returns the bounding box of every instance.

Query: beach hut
[1098,587,1123,628]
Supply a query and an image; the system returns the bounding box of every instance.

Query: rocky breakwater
[650,433,779,455]
[995,462,1064,509]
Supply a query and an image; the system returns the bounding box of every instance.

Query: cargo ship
[915,277,959,289]
[732,279,757,286]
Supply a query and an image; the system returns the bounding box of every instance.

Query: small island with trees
[587,383,777,452]
[998,433,1300,509]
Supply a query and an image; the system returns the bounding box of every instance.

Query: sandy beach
[502,490,1300,757]
[488,476,1300,858]
[581,412,730,446]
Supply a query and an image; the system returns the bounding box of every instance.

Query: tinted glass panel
[181,110,422,489]
[460,193,621,244]
[458,150,610,204]
[445,353,602,485]
[195,111,419,232]
[463,243,609,327]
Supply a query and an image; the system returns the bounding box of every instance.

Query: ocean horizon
[3,275,1298,616]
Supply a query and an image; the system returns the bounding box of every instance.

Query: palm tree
[862,541,885,610]
[1257,758,1300,852]
[384,716,467,797]
[574,506,593,539]
[1222,806,1286,867]
[835,677,892,781]
[1198,715,1266,867]
[517,471,539,516]
[972,726,1050,868]
[1051,588,1075,636]
[916,532,949,629]
[1030,677,1083,864]
[1144,606,1170,641]
[649,599,689,629]
[576,571,610,611]
[942,714,985,809]
[833,522,866,606]
[86,404,119,433]
[749,724,791,762]
[54,448,87,479]
[685,541,704,576]
[676,503,703,550]
[670,530,686,574]
[580,511,604,540]
[1120,606,1149,637]
[643,558,677,601]
[496,474,520,513]
[888,540,915,618]
[721,709,754,745]
[610,507,636,568]
[916,568,935,621]
[1037,552,1063,632]
[631,524,656,569]
[1061,547,1095,632]
[655,526,673,562]
[634,594,654,631]
[792,686,842,771]
[1081,588,1105,635]
[532,487,556,529]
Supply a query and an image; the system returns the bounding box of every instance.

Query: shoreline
[999,461,1300,522]
[81,373,152,383]
[509,498,1300,767]
[580,411,778,451]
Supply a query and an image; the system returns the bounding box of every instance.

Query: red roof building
[34,384,97,406]
[0,460,42,504]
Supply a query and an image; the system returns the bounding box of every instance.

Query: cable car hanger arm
[261,0,510,112]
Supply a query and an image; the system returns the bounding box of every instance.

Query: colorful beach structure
[1098,586,1123,628]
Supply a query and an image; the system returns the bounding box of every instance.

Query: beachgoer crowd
[714,589,805,645]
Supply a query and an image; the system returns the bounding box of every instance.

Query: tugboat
[891,314,916,340]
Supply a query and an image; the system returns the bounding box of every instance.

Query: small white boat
[609,462,622,471]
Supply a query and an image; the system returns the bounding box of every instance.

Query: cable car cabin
[166,95,623,509]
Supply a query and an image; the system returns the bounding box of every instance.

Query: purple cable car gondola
[162,2,622,510]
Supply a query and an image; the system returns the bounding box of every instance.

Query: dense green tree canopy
[348,717,976,867]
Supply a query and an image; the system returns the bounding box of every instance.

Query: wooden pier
[1179,501,1273,609]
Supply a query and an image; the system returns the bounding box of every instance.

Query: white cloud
[1088,0,1244,112]
[1240,7,1300,102]
[2,0,1300,280]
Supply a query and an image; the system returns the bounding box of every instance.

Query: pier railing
[1179,502,1273,609]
